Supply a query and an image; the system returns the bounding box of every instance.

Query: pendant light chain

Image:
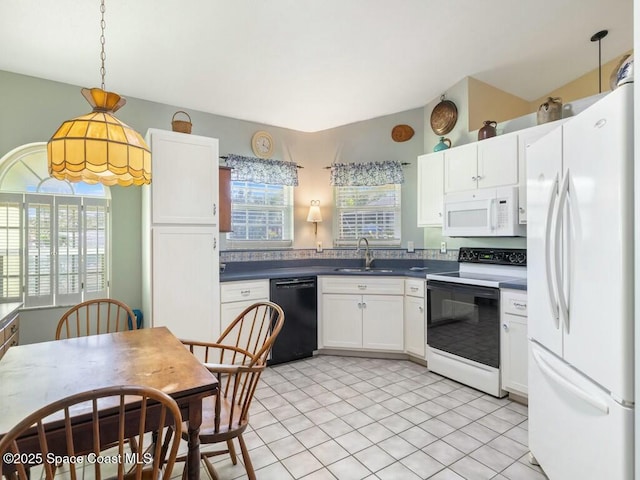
[99,0,107,90]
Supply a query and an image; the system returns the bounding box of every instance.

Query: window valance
[330,161,404,186]
[225,154,299,186]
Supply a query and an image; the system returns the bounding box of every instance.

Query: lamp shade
[307,203,322,223]
[47,88,151,186]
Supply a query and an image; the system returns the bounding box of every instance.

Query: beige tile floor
[180,354,548,480]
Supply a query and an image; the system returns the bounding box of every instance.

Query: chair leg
[227,439,238,465]
[238,434,256,480]
[202,456,220,480]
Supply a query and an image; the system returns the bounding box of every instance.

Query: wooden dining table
[0,326,218,480]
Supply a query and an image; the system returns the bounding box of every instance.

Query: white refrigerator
[527,83,634,480]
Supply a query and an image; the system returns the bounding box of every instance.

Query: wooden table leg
[187,398,202,480]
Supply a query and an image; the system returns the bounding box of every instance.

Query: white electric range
[425,247,526,397]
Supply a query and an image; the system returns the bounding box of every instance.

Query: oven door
[426,280,500,368]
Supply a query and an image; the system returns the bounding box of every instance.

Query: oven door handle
[427,281,499,299]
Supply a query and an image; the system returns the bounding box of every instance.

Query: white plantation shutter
[334,184,402,246]
[55,197,82,305]
[25,194,54,307]
[0,144,111,308]
[83,198,108,299]
[0,194,23,302]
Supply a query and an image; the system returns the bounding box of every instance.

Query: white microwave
[443,186,525,237]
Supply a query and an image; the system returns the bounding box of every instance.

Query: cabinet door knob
[472,176,477,181]
[502,323,509,331]
[358,284,367,290]
[418,306,424,313]
[477,175,483,181]
[519,207,525,213]
[438,212,442,217]
[241,290,251,296]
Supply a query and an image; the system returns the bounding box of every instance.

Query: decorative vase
[478,121,497,141]
[433,137,451,152]
[537,97,562,125]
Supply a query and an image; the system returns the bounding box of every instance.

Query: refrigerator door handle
[532,347,609,415]
[553,170,571,333]
[544,174,560,327]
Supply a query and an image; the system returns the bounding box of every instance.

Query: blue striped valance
[330,161,404,186]
[225,154,299,186]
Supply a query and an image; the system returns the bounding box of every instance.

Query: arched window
[0,143,110,308]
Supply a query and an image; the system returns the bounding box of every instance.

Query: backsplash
[220,248,459,263]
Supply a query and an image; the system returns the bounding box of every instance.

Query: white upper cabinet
[443,143,478,192]
[146,129,219,225]
[417,152,445,227]
[444,134,518,193]
[477,134,518,188]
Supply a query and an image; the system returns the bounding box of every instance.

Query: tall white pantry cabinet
[142,129,220,342]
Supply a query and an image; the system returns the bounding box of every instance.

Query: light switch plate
[407,241,415,253]
[316,241,323,253]
[440,241,447,253]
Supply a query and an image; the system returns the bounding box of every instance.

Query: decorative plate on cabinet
[430,96,458,135]
[251,131,274,158]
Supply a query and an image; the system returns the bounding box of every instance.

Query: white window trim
[333,184,402,247]
[226,181,294,250]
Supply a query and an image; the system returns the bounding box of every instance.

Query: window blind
[334,184,402,246]
[227,181,293,248]
[0,194,22,301]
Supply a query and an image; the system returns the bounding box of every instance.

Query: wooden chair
[55,298,137,339]
[179,301,285,480]
[0,385,182,480]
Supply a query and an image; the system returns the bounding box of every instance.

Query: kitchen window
[0,143,110,308]
[226,181,294,248]
[224,154,298,249]
[330,160,404,246]
[333,184,401,246]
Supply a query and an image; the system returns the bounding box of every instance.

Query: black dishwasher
[269,277,317,365]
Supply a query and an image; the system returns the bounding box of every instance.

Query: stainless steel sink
[334,267,394,273]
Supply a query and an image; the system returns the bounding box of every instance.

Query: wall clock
[251,131,274,158]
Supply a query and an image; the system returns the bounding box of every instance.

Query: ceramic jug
[478,121,497,140]
[537,97,562,125]
[433,137,452,152]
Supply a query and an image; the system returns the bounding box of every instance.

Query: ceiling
[0,0,633,132]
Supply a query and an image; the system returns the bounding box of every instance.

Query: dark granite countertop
[499,279,527,291]
[220,258,458,282]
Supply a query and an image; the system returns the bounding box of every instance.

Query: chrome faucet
[357,237,374,269]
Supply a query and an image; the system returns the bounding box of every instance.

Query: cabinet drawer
[502,290,527,316]
[221,280,270,303]
[4,330,18,350]
[320,276,404,295]
[405,279,425,298]
[2,314,19,343]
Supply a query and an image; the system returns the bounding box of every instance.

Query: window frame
[0,143,111,309]
[225,180,294,250]
[333,184,402,247]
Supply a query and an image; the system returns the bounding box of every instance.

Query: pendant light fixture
[590,29,608,94]
[47,0,151,186]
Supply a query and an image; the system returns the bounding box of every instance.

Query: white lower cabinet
[220,279,270,336]
[404,279,426,358]
[320,276,404,352]
[500,289,528,396]
[150,226,219,342]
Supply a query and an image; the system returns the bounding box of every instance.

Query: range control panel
[458,247,526,266]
